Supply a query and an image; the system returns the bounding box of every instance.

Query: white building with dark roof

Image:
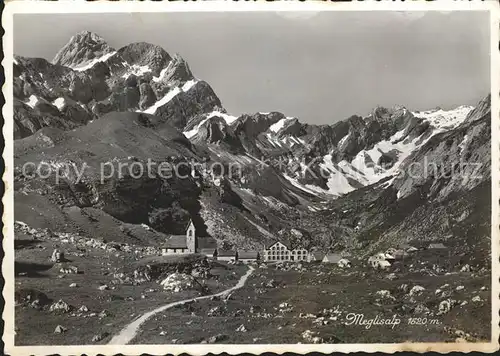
[161,220,217,255]
[263,241,310,262]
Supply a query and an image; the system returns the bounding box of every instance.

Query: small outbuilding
[428,243,447,249]
[217,249,238,262]
[199,248,217,259]
[311,252,325,262]
[238,251,260,263]
[322,253,343,264]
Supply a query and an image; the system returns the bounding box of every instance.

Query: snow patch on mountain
[265,134,282,148]
[207,111,238,125]
[339,134,419,186]
[413,105,474,130]
[321,155,357,194]
[152,62,172,83]
[142,87,180,114]
[458,134,469,154]
[305,122,448,197]
[338,133,350,148]
[140,80,199,115]
[73,51,116,71]
[281,136,305,147]
[183,118,209,139]
[25,95,39,108]
[183,110,238,139]
[121,64,152,79]
[269,117,294,133]
[182,79,198,92]
[52,97,66,110]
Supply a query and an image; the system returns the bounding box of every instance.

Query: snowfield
[269,117,295,133]
[152,62,173,83]
[121,64,152,79]
[72,51,116,72]
[208,111,239,125]
[301,106,473,197]
[52,97,66,110]
[25,95,39,109]
[182,111,238,139]
[140,80,199,115]
[413,105,474,130]
[183,118,209,139]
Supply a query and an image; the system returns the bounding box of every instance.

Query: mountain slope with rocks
[13,31,491,257]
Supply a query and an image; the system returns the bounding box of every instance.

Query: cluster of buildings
[160,225,348,265]
[160,221,259,263]
[161,221,448,268]
[367,242,448,269]
[261,241,352,266]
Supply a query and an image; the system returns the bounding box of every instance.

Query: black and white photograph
[3,2,499,354]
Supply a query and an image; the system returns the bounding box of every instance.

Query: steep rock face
[157,53,194,85]
[153,81,223,130]
[13,95,96,140]
[138,82,157,110]
[116,42,172,77]
[276,118,308,137]
[15,56,105,103]
[52,31,115,69]
[14,100,69,139]
[246,166,299,206]
[464,94,491,124]
[106,77,141,112]
[330,107,422,162]
[393,99,491,201]
[231,112,285,156]
[233,112,284,138]
[14,33,208,140]
[191,116,244,152]
[14,112,206,233]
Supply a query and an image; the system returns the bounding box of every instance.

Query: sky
[14,11,490,125]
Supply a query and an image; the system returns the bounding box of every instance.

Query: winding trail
[108,266,255,345]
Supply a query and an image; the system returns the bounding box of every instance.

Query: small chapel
[161,220,217,256]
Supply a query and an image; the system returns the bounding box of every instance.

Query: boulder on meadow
[49,299,72,313]
[51,249,65,263]
[408,285,425,297]
[160,273,196,292]
[54,325,67,334]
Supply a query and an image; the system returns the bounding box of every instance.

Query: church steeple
[186,220,196,253]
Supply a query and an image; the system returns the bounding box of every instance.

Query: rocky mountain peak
[369,105,411,123]
[463,94,490,124]
[116,42,172,77]
[52,31,115,69]
[163,53,194,83]
[75,30,106,43]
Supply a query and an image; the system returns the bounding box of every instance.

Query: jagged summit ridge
[14,30,486,206]
[52,31,115,70]
[13,31,222,139]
